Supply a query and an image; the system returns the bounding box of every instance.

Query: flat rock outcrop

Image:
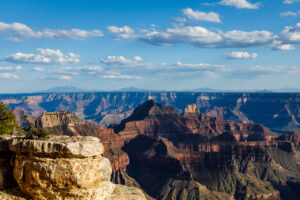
[0,136,146,200]
[9,136,105,158]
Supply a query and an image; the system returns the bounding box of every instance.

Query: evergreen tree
[0,102,19,135]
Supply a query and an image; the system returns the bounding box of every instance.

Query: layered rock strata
[26,101,300,199]
[0,136,146,200]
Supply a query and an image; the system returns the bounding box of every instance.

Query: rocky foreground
[0,136,146,200]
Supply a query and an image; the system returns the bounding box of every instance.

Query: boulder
[9,136,146,200]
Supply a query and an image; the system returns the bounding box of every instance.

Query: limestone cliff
[0,136,146,200]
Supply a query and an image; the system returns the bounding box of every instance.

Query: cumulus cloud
[0,22,103,41]
[280,23,300,43]
[273,44,295,50]
[0,73,19,79]
[106,26,135,39]
[135,26,275,48]
[226,51,258,59]
[0,65,22,71]
[2,48,80,64]
[283,0,300,4]
[272,41,295,50]
[183,8,222,23]
[101,56,143,66]
[219,0,260,9]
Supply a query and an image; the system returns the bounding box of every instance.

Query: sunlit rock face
[8,136,146,200]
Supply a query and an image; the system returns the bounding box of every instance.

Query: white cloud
[0,65,22,71]
[106,26,135,39]
[284,0,300,4]
[219,0,260,9]
[280,11,298,17]
[5,37,22,42]
[226,51,258,59]
[101,56,143,66]
[0,22,103,41]
[76,66,103,74]
[138,26,223,46]
[281,23,300,43]
[174,62,220,70]
[33,67,45,71]
[222,30,274,47]
[51,66,103,75]
[104,24,276,48]
[2,48,80,64]
[0,73,19,79]
[101,72,141,79]
[272,41,295,50]
[133,56,143,62]
[57,75,72,80]
[136,26,274,48]
[183,8,222,23]
[273,44,295,50]
[248,66,287,73]
[204,71,219,78]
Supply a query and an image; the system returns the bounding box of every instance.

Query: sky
[0,0,300,93]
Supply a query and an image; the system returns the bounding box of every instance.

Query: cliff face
[33,101,300,200]
[111,101,299,199]
[0,136,146,200]
[35,111,136,171]
[1,92,299,133]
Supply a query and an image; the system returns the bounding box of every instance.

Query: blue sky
[0,0,299,93]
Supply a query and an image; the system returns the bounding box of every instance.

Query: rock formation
[0,136,146,200]
[29,100,300,199]
[112,101,299,200]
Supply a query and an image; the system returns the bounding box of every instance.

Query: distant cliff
[0,92,299,133]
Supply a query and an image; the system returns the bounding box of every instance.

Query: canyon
[0,92,299,133]
[19,99,300,200]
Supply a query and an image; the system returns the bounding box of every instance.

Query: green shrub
[22,115,52,138]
